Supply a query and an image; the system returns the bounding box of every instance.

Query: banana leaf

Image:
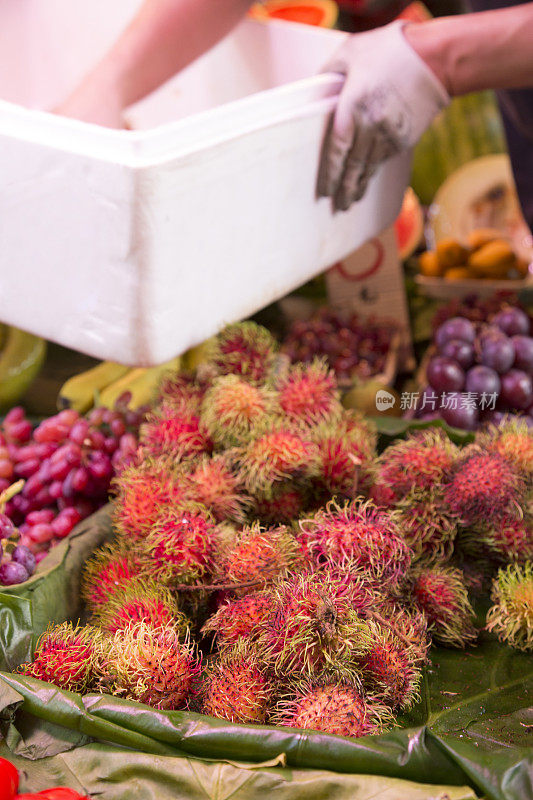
[0,741,477,800]
[370,416,476,448]
[0,506,113,671]
[0,635,531,800]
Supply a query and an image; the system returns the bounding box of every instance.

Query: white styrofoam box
[0,2,411,365]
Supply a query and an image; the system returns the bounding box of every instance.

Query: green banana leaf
[0,635,531,800]
[370,416,476,448]
[0,506,113,671]
[0,741,477,800]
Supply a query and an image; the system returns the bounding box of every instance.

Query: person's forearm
[94,0,253,108]
[405,3,533,97]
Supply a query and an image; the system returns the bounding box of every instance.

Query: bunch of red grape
[431,293,532,334]
[417,307,533,430]
[282,309,395,381]
[0,399,146,581]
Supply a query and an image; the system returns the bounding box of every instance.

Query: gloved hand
[317,21,449,211]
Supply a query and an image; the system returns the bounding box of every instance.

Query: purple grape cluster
[418,308,533,430]
[0,512,36,585]
[0,397,146,571]
[282,309,395,381]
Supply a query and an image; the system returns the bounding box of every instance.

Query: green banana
[0,327,47,409]
[58,361,131,413]
[99,356,181,410]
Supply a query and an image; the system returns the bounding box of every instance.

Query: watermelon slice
[394,187,424,260]
[249,0,339,28]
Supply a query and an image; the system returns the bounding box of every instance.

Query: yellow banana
[0,326,47,409]
[58,361,130,414]
[99,356,181,410]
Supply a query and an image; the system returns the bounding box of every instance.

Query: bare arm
[57,0,254,126]
[405,2,533,96]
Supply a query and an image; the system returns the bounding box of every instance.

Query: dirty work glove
[317,21,449,211]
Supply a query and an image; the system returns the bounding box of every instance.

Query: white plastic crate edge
[0,23,411,365]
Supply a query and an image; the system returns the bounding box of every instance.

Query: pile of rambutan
[16,323,533,742]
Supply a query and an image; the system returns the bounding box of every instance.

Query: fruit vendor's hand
[319,3,533,211]
[317,21,449,212]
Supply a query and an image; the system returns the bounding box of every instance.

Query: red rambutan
[101,621,201,710]
[272,680,392,738]
[234,427,319,497]
[411,565,477,648]
[312,415,377,499]
[201,590,271,648]
[258,572,372,677]
[253,483,308,524]
[443,449,525,526]
[216,522,297,592]
[358,620,423,710]
[206,321,278,384]
[157,371,206,412]
[275,358,342,428]
[394,489,458,566]
[200,375,277,448]
[200,642,273,724]
[18,622,100,693]
[139,401,212,463]
[372,430,458,504]
[458,511,533,565]
[486,561,533,652]
[300,499,412,588]
[90,578,188,636]
[112,458,188,540]
[138,502,216,585]
[81,542,142,612]
[476,420,533,486]
[187,455,249,523]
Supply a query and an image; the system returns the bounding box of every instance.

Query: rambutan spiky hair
[299,498,412,588]
[475,419,533,487]
[17,622,101,693]
[410,565,477,648]
[186,455,249,523]
[206,321,279,385]
[201,591,271,649]
[257,572,372,677]
[81,541,142,612]
[200,375,278,448]
[373,429,459,504]
[394,488,458,566]
[200,641,273,724]
[458,511,533,565]
[274,358,342,428]
[100,621,201,710]
[139,401,212,463]
[486,561,533,651]
[90,577,189,636]
[215,521,298,592]
[443,447,526,526]
[311,413,377,499]
[271,678,393,738]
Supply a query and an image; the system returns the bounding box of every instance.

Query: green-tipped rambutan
[253,483,308,524]
[476,420,533,486]
[200,642,273,724]
[18,623,100,693]
[112,458,188,540]
[216,522,297,592]
[300,499,412,589]
[272,679,392,738]
[275,358,342,428]
[394,489,458,566]
[372,430,458,505]
[101,621,201,709]
[81,542,142,612]
[233,427,319,497]
[138,502,216,585]
[358,620,422,710]
[90,578,189,636]
[443,449,525,526]
[187,455,249,523]
[258,572,372,677]
[458,511,533,564]
[411,566,477,648]
[201,591,271,648]
[312,414,377,499]
[486,561,533,651]
[200,375,277,448]
[206,321,278,384]
[139,401,212,463]
[157,371,206,413]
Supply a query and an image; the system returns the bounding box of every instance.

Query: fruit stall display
[0,321,530,800]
